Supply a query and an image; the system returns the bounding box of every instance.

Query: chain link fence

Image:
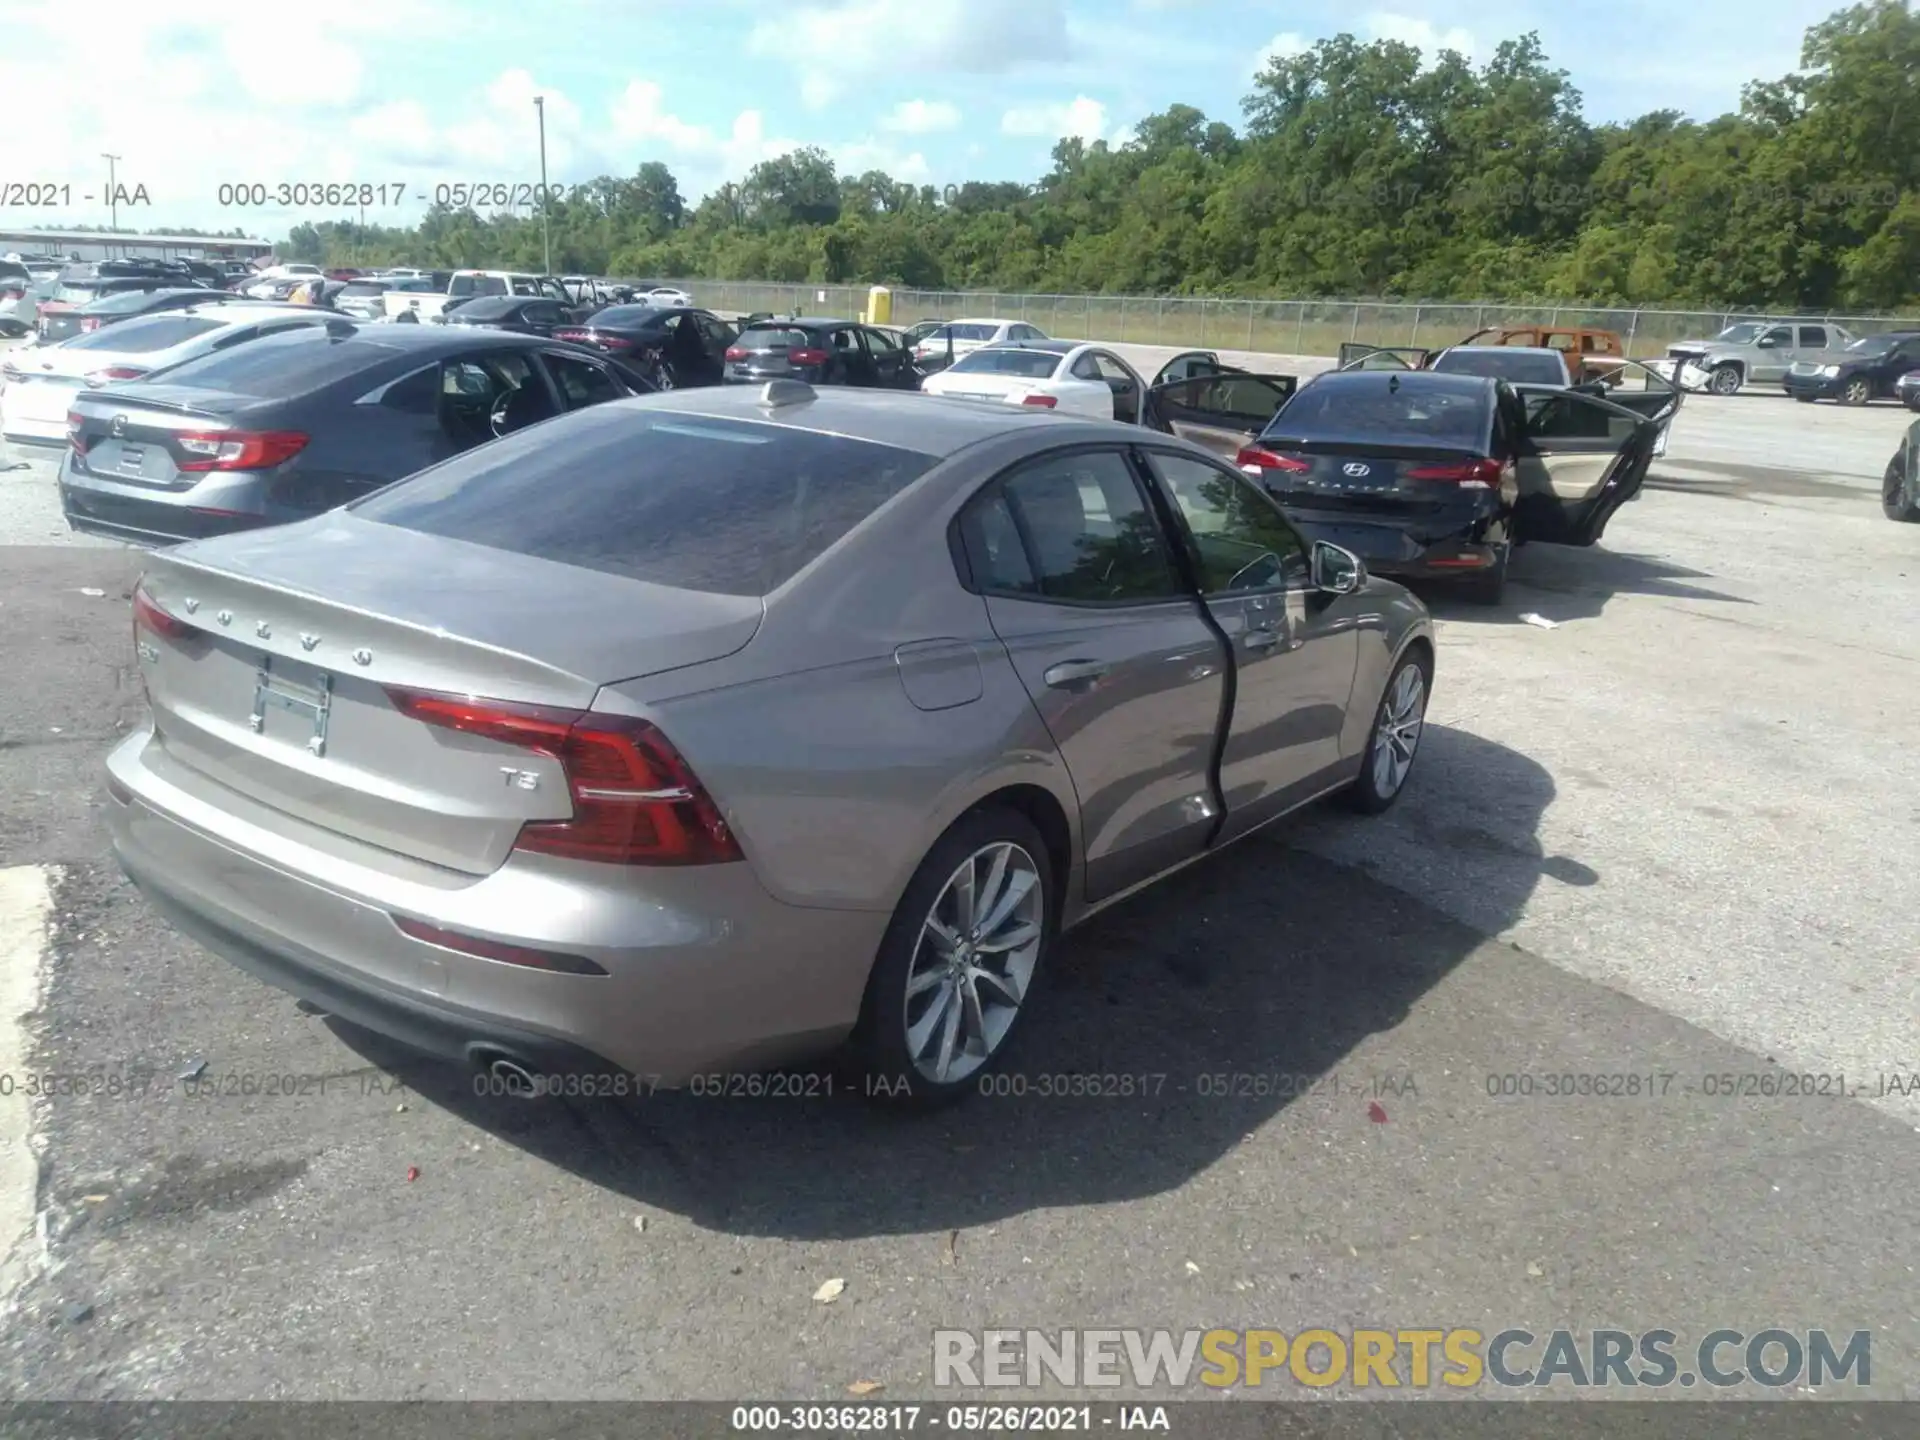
[670,281,1920,359]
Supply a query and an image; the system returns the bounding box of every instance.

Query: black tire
[1840,376,1871,407]
[1884,450,1920,522]
[1341,647,1432,815]
[851,806,1055,1108]
[1905,395,1920,414]
[1708,363,1742,396]
[1458,546,1508,606]
[1794,393,1817,403]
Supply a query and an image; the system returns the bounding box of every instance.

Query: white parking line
[0,864,52,1307]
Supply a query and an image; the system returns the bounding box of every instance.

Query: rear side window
[950,324,995,342]
[1798,326,1828,348]
[1268,379,1490,450]
[65,315,225,352]
[351,408,939,596]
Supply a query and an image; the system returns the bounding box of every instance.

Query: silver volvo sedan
[107,382,1435,1105]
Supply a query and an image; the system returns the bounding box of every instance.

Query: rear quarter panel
[1336,582,1434,760]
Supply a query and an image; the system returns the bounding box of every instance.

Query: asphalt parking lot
[0,340,1917,1402]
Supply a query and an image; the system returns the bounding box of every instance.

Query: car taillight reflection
[787,348,828,367]
[1235,446,1311,474]
[175,430,310,472]
[1404,458,1505,489]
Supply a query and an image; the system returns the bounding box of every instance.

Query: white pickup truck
[381,269,574,321]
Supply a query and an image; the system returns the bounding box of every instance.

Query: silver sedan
[106,383,1434,1105]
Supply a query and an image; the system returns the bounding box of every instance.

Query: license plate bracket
[251,658,333,757]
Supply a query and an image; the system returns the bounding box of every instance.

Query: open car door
[1575,357,1683,459]
[1143,372,1297,456]
[1151,351,1226,385]
[1510,385,1659,547]
[1336,343,1431,371]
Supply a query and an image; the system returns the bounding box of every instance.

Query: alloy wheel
[1709,365,1741,396]
[1371,664,1427,799]
[902,842,1044,1085]
[1844,378,1870,405]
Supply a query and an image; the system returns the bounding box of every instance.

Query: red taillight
[553,329,587,342]
[1404,458,1504,489]
[787,347,829,367]
[131,580,199,642]
[391,916,608,975]
[1020,393,1058,408]
[79,317,102,332]
[383,689,743,867]
[1235,445,1311,473]
[85,365,147,388]
[174,430,309,472]
[66,411,87,455]
[724,346,748,361]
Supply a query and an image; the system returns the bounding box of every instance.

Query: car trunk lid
[1240,440,1501,518]
[67,387,273,489]
[132,514,764,874]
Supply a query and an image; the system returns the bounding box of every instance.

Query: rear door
[1140,447,1357,836]
[1087,350,1143,422]
[1152,352,1222,386]
[1749,324,1796,382]
[537,348,633,411]
[956,446,1228,902]
[1146,373,1298,458]
[1511,387,1655,547]
[859,326,913,387]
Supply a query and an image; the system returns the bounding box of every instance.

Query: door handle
[1243,628,1281,651]
[1044,659,1110,689]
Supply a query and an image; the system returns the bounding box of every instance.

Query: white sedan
[0,304,336,444]
[921,340,1152,421]
[911,317,1048,372]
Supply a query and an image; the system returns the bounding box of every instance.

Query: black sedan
[722,317,922,389]
[551,305,735,389]
[1884,424,1920,522]
[59,323,654,547]
[37,276,216,343]
[1149,368,1660,604]
[442,294,584,338]
[1783,331,1920,405]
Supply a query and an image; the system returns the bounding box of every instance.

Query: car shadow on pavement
[334,724,1579,1241]
[1411,545,1751,626]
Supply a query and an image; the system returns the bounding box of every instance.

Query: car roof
[615,383,1117,457]
[949,317,1020,327]
[1308,368,1496,397]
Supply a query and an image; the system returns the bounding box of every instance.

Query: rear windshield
[1266,378,1490,450]
[945,324,996,342]
[591,305,666,327]
[737,327,811,349]
[142,329,375,395]
[948,348,1061,378]
[65,314,226,352]
[352,407,938,596]
[452,296,522,319]
[81,287,195,316]
[1431,349,1565,384]
[53,283,105,304]
[339,280,390,296]
[449,274,509,297]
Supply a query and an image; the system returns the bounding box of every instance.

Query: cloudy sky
[0,0,1850,241]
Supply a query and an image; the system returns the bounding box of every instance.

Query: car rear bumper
[59,447,278,543]
[105,725,884,1084]
[1781,373,1843,398]
[1283,501,1510,576]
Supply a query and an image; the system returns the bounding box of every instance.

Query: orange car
[1460,325,1627,384]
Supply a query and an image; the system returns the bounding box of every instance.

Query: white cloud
[833,141,932,182]
[880,99,961,134]
[1364,11,1477,62]
[1253,30,1311,79]
[1000,96,1109,144]
[750,0,1072,108]
[609,81,805,198]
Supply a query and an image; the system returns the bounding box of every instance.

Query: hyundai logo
[1342,462,1371,477]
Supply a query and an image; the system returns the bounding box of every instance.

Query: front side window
[964,449,1184,605]
[543,352,625,409]
[1145,451,1305,594]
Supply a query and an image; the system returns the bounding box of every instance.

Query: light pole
[101,153,121,249]
[533,96,551,276]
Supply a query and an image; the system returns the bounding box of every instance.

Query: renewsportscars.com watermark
[933,1327,1871,1391]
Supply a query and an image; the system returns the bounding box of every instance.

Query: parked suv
[1782,331,1920,406]
[1665,320,1856,395]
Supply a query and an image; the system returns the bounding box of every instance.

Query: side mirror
[1756,336,1779,349]
[1311,540,1366,596]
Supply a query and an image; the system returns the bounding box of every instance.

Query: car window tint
[376,365,440,414]
[544,352,624,408]
[993,450,1183,604]
[951,324,995,342]
[1091,353,1133,383]
[65,315,225,352]
[1147,452,1305,594]
[829,328,859,352]
[1525,393,1636,441]
[1069,353,1102,381]
[957,490,1039,595]
[1268,378,1488,449]
[949,349,1060,378]
[1798,327,1828,348]
[1432,349,1564,385]
[1761,326,1793,346]
[353,409,938,596]
[157,331,379,395]
[863,327,899,354]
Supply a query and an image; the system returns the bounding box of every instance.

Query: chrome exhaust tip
[483,1055,543,1100]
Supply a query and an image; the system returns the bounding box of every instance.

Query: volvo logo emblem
[299,633,321,652]
[110,414,127,437]
[1342,462,1371,477]
[216,610,233,626]
[255,621,271,639]
[351,648,373,667]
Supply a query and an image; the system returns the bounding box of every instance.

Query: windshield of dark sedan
[1265,377,1491,450]
[351,407,939,596]
[947,348,1063,378]
[1431,349,1565,384]
[1845,335,1897,355]
[1714,323,1765,344]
